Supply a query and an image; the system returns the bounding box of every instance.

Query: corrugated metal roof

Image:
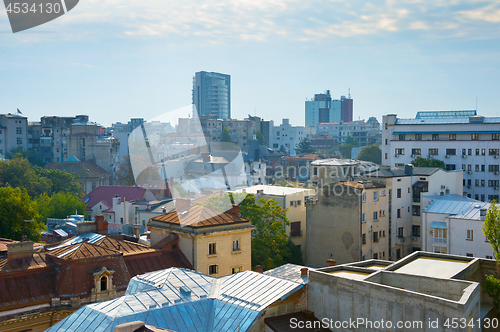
[424,195,489,220]
[53,229,68,237]
[151,205,251,228]
[263,263,312,284]
[47,268,303,332]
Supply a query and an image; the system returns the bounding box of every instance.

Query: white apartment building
[270,119,306,156]
[316,117,381,147]
[382,111,500,202]
[421,194,494,259]
[233,185,315,256]
[0,113,28,158]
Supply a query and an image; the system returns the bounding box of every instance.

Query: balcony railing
[433,238,447,244]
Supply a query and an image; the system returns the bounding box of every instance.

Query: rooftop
[82,186,156,210]
[233,185,315,196]
[424,194,489,220]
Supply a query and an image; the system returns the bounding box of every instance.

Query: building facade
[269,119,306,156]
[382,111,500,202]
[316,117,381,147]
[305,90,353,129]
[0,114,28,158]
[192,71,231,119]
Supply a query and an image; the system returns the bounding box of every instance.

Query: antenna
[348,88,351,99]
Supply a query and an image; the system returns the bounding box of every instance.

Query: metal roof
[233,185,315,196]
[394,117,500,125]
[46,268,303,332]
[424,195,489,220]
[263,263,312,284]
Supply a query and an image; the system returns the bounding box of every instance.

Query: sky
[1,0,500,127]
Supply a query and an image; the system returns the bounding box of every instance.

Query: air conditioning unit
[495,155,499,159]
[411,154,415,158]
[395,154,399,158]
[412,237,418,241]
[462,154,467,158]
[441,185,446,189]
[445,155,450,158]
[467,185,472,189]
[467,171,472,174]
[495,187,499,190]
[495,171,499,175]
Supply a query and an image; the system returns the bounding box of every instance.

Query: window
[373,253,378,259]
[290,201,294,207]
[434,246,447,254]
[445,164,456,171]
[16,127,22,134]
[395,148,404,155]
[120,217,123,224]
[482,149,486,155]
[468,148,472,155]
[466,230,473,241]
[209,242,217,255]
[488,180,499,187]
[362,192,366,202]
[373,211,378,221]
[373,191,378,201]
[432,134,439,140]
[468,164,472,172]
[373,232,379,243]
[446,149,456,155]
[486,255,493,259]
[475,179,479,186]
[16,137,22,145]
[385,138,388,145]
[490,149,499,155]
[397,249,401,259]
[489,195,499,202]
[471,133,479,140]
[476,149,480,155]
[209,265,218,275]
[411,148,421,155]
[493,134,499,140]
[462,164,466,171]
[313,167,317,176]
[449,134,456,140]
[397,209,401,218]
[475,165,480,172]
[232,267,242,274]
[481,195,485,202]
[100,276,107,291]
[397,188,401,198]
[489,165,499,172]
[434,229,447,243]
[385,153,387,160]
[399,134,405,141]
[412,225,420,237]
[273,143,278,148]
[362,213,365,223]
[429,148,438,155]
[232,239,240,251]
[290,221,301,237]
[415,134,422,140]
[412,205,421,216]
[362,233,366,244]
[398,227,404,238]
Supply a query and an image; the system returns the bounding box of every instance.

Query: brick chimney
[300,267,308,276]
[134,227,140,239]
[96,215,108,235]
[176,198,191,211]
[326,259,337,267]
[227,204,240,216]
[254,265,263,273]
[7,241,34,260]
[114,321,145,332]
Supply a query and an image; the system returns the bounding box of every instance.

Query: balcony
[433,238,447,244]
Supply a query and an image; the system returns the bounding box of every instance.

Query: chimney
[404,164,413,176]
[175,198,191,211]
[201,152,211,162]
[114,321,145,332]
[301,267,308,276]
[254,265,263,273]
[326,259,337,267]
[134,227,140,239]
[96,215,108,235]
[227,204,240,216]
[7,241,34,260]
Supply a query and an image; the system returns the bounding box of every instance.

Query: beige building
[233,185,315,256]
[149,202,254,277]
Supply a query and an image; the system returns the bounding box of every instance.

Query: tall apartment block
[382,110,500,202]
[192,71,231,119]
[0,113,28,158]
[305,90,353,128]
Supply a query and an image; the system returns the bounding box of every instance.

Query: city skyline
[1,1,500,127]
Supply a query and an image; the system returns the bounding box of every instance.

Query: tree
[200,193,301,270]
[411,156,446,169]
[5,147,44,167]
[255,130,265,145]
[338,143,356,159]
[0,187,44,241]
[356,145,382,164]
[114,154,135,186]
[295,138,314,154]
[482,202,500,317]
[36,192,87,223]
[279,145,287,154]
[222,127,231,142]
[344,135,359,147]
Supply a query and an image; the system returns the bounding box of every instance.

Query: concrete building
[233,185,316,256]
[0,113,28,158]
[382,111,500,201]
[192,71,231,119]
[149,203,254,277]
[269,119,306,156]
[305,90,353,129]
[316,117,381,147]
[310,158,379,186]
[305,183,362,266]
[422,194,494,259]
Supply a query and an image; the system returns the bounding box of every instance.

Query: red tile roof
[151,205,250,228]
[82,186,147,210]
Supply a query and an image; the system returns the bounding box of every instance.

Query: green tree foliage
[255,130,265,145]
[482,202,500,317]
[344,135,359,147]
[114,154,135,186]
[6,147,44,167]
[337,135,359,159]
[222,127,231,142]
[200,193,302,270]
[0,187,44,241]
[279,145,287,154]
[295,138,314,154]
[37,192,87,223]
[0,156,83,198]
[411,156,446,169]
[356,145,382,164]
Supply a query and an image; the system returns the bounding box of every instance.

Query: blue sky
[1,0,500,127]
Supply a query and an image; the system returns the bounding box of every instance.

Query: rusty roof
[95,236,155,256]
[0,238,44,253]
[0,253,52,273]
[47,242,122,260]
[125,251,192,277]
[150,205,250,228]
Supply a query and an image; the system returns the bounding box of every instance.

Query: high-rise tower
[192,71,231,119]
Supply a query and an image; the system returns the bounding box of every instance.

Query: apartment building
[305,90,353,128]
[316,117,381,147]
[233,185,315,256]
[421,194,494,259]
[269,119,306,156]
[382,111,500,202]
[0,113,28,158]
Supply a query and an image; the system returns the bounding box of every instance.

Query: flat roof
[233,185,315,196]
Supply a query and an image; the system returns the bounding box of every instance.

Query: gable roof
[47,268,304,332]
[46,242,122,260]
[82,186,148,209]
[45,160,110,178]
[151,205,250,228]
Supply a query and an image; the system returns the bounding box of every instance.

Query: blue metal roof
[46,268,303,332]
[395,117,500,125]
[424,195,490,220]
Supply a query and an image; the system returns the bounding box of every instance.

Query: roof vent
[180,286,191,295]
[480,208,487,217]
